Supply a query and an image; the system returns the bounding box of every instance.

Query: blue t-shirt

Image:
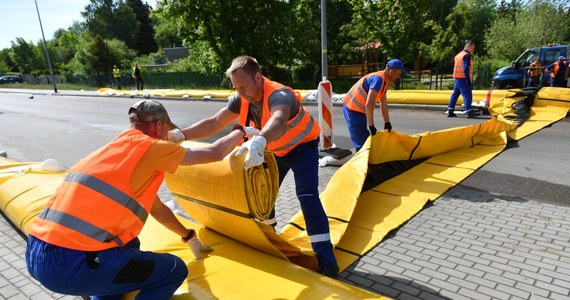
[363,75,385,93]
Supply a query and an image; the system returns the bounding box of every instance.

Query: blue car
[492,44,569,89]
[0,75,23,84]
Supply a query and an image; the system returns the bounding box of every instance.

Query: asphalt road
[0,91,569,206]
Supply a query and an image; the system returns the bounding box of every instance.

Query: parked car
[0,75,23,84]
[492,44,569,89]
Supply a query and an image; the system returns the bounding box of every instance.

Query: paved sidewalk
[2,156,570,299]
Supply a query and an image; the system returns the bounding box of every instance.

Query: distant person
[447,40,475,118]
[132,64,144,90]
[544,56,568,87]
[113,65,122,90]
[342,59,407,152]
[527,57,542,88]
[26,100,247,299]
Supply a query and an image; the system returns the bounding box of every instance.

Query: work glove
[244,126,261,138]
[368,125,377,136]
[167,129,185,143]
[384,122,392,132]
[187,235,213,260]
[235,135,267,170]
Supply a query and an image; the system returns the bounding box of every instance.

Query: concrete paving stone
[412,259,439,271]
[388,251,415,264]
[472,261,504,276]
[534,279,570,296]
[456,287,492,300]
[462,254,492,267]
[394,260,423,273]
[447,275,477,290]
[549,293,570,300]
[421,248,448,261]
[506,259,539,273]
[427,257,458,270]
[391,281,421,296]
[524,257,557,271]
[529,294,552,300]
[469,244,497,256]
[443,255,474,268]
[490,261,524,274]
[413,240,440,251]
[346,273,374,287]
[401,269,431,283]
[359,262,387,276]
[369,283,401,298]
[428,278,460,293]
[436,266,467,279]
[514,281,549,297]
[540,268,570,282]
[476,285,510,299]
[501,270,535,285]
[379,261,405,274]
[445,240,477,252]
[464,274,498,289]
[0,285,19,299]
[417,267,449,282]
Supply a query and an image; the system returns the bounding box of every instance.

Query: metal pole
[34,0,58,93]
[321,0,327,80]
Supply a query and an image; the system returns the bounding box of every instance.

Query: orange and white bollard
[318,78,333,150]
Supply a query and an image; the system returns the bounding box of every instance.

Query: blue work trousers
[448,78,473,112]
[342,104,369,152]
[271,139,337,269]
[26,235,188,300]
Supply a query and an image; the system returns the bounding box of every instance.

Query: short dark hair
[465,40,475,48]
[225,56,261,78]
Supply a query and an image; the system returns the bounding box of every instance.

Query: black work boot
[316,264,339,278]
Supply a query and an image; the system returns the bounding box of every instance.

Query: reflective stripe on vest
[64,172,148,221]
[38,208,124,246]
[237,77,320,156]
[343,71,389,114]
[113,68,120,78]
[453,50,473,79]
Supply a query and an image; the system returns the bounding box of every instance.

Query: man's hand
[235,135,267,169]
[187,235,213,260]
[244,127,261,138]
[384,122,392,132]
[368,125,377,136]
[167,129,185,143]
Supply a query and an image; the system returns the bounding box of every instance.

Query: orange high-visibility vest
[453,50,473,79]
[342,71,389,114]
[528,61,542,77]
[29,129,163,251]
[549,61,567,78]
[237,76,320,157]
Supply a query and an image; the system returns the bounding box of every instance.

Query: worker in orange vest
[447,40,476,118]
[168,55,339,277]
[26,100,249,299]
[544,56,568,87]
[527,57,542,87]
[342,59,407,152]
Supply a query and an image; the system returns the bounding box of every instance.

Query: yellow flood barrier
[0,158,382,299]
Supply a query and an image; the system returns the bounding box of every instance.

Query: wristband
[232,123,246,138]
[181,228,196,243]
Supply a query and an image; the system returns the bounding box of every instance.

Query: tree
[10,38,43,74]
[156,0,298,77]
[82,0,137,49]
[127,0,158,55]
[486,0,570,61]
[86,35,115,86]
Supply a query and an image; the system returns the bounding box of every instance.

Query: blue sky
[0,1,155,50]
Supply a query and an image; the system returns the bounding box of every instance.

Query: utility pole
[321,0,327,80]
[34,0,58,93]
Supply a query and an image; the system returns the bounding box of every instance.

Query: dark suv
[0,76,23,84]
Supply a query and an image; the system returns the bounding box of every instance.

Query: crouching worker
[26,100,247,299]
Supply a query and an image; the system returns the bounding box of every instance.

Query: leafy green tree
[127,0,158,55]
[10,38,44,74]
[486,0,570,61]
[156,0,297,77]
[86,35,115,85]
[82,0,137,49]
[152,13,183,49]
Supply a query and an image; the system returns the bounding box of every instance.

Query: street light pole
[34,0,58,93]
[321,0,328,80]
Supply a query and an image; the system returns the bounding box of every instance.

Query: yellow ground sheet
[1,87,568,299]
